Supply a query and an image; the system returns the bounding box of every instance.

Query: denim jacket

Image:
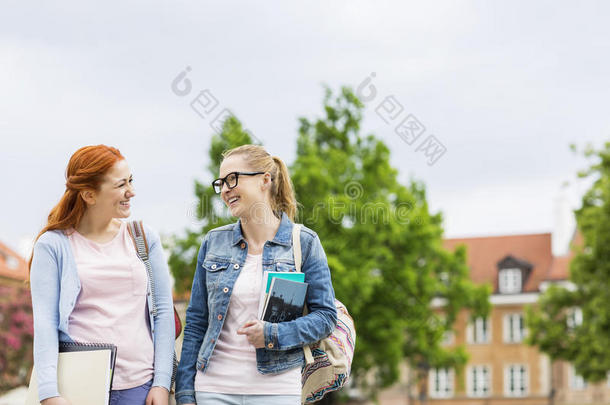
[175,213,337,404]
[29,223,175,402]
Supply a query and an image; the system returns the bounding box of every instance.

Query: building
[379,230,610,405]
[0,240,28,285]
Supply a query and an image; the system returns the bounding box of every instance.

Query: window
[570,365,587,390]
[467,317,491,344]
[6,255,19,270]
[499,268,522,293]
[503,313,526,343]
[467,365,491,397]
[567,307,583,329]
[441,330,455,346]
[505,365,528,397]
[429,368,454,398]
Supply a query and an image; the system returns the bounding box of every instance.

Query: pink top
[195,253,301,395]
[67,221,154,390]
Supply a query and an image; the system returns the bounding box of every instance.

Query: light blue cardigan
[29,223,175,401]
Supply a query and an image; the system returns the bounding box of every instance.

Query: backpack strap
[292,224,315,365]
[292,224,303,272]
[127,220,157,317]
[126,220,179,390]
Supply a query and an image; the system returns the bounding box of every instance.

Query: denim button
[240,242,246,249]
[217,314,223,320]
[211,264,217,269]
[233,263,239,269]
[267,342,274,349]
[223,287,229,293]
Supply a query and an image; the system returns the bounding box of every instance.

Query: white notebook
[26,342,117,405]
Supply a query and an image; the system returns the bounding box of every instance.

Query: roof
[545,229,584,281]
[0,241,28,282]
[442,233,554,293]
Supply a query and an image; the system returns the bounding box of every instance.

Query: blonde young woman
[175,145,337,405]
[29,145,175,405]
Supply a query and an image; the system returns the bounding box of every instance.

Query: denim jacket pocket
[203,261,230,272]
[274,262,296,272]
[203,260,230,289]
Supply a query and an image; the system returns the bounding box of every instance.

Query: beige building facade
[375,232,610,405]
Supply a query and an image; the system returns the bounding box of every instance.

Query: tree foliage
[0,285,33,392]
[527,142,610,382]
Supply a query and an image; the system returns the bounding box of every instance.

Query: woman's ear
[80,189,97,206]
[261,172,273,190]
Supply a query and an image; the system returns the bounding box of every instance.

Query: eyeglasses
[212,171,266,194]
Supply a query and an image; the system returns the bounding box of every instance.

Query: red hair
[28,145,125,272]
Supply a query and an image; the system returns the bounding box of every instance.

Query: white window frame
[5,255,19,270]
[504,364,528,397]
[429,368,454,398]
[467,365,491,397]
[567,307,583,329]
[570,365,587,390]
[467,317,491,344]
[499,268,522,294]
[441,330,455,346]
[503,313,526,343]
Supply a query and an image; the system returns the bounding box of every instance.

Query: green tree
[292,87,489,398]
[527,142,610,382]
[167,87,490,400]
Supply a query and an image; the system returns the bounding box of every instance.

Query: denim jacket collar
[231,212,293,247]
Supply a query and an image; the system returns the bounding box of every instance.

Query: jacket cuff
[38,382,60,402]
[263,321,280,350]
[175,390,196,404]
[152,371,172,392]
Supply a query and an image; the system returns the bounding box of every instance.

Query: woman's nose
[126,184,136,198]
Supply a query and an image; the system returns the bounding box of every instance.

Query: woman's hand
[41,397,71,405]
[237,319,265,348]
[145,386,169,405]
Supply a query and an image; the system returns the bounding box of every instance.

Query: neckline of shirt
[71,220,125,247]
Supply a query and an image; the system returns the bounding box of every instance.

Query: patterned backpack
[292,224,356,403]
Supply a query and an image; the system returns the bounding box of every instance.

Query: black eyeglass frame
[212,171,266,194]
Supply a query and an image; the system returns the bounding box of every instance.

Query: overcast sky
[2,1,609,257]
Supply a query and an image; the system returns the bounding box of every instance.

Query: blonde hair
[222,144,298,221]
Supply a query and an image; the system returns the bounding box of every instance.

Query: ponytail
[271,156,297,221]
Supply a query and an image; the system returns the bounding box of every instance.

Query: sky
[2,1,609,257]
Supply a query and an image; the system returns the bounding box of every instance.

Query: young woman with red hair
[29,145,175,405]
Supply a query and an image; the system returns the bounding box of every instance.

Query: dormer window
[499,268,522,294]
[497,255,532,294]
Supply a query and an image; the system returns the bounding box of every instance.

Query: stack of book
[258,272,308,323]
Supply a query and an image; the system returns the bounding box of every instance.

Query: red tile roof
[0,241,28,282]
[545,230,583,281]
[442,233,554,292]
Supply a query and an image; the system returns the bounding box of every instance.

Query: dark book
[261,278,308,323]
